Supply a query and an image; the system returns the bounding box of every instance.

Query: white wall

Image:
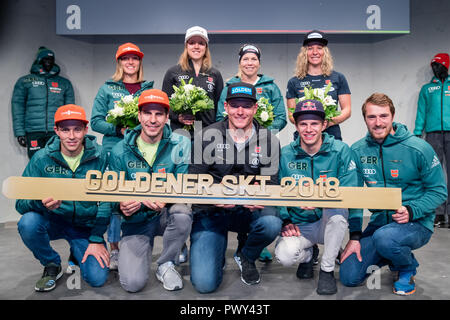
[1,0,449,223]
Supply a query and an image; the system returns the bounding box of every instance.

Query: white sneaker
[179,243,188,264]
[156,261,183,291]
[109,249,119,271]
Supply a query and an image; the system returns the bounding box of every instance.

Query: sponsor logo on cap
[123,46,136,52]
[308,32,323,39]
[143,94,164,101]
[301,101,317,110]
[231,86,252,95]
[62,110,82,116]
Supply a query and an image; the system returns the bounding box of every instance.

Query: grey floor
[1,219,450,301]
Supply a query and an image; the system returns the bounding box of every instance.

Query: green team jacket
[278,132,359,225]
[108,124,191,225]
[90,79,154,152]
[350,122,447,236]
[414,76,450,135]
[11,58,74,137]
[15,135,110,243]
[216,75,287,131]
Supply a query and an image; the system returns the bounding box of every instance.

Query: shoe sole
[393,275,416,295]
[317,288,337,295]
[393,288,416,296]
[35,269,63,292]
[234,255,261,285]
[155,272,183,291]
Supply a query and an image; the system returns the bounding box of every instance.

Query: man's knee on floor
[339,261,367,287]
[120,272,148,293]
[191,273,220,294]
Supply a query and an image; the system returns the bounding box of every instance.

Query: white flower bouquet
[289,81,341,121]
[169,78,214,130]
[254,97,274,128]
[106,94,139,129]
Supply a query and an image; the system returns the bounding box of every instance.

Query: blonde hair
[294,46,334,79]
[111,58,144,83]
[178,45,212,72]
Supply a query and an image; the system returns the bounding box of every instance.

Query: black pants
[25,132,55,159]
[426,131,450,216]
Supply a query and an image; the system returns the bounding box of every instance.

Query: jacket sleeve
[64,79,75,105]
[89,150,112,243]
[260,131,280,185]
[11,77,27,137]
[15,156,47,214]
[213,71,224,110]
[413,85,428,136]
[90,85,119,136]
[162,68,180,123]
[267,84,287,132]
[173,135,191,175]
[339,146,364,238]
[404,144,447,221]
[215,86,228,122]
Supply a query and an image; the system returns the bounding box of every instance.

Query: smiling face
[306,44,324,67]
[138,104,169,144]
[296,118,326,152]
[54,120,88,157]
[364,103,395,143]
[186,36,207,62]
[224,98,257,131]
[118,53,141,78]
[239,52,260,79]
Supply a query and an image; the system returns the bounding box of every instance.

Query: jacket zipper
[379,145,389,224]
[45,80,49,134]
[441,80,444,131]
[310,156,320,220]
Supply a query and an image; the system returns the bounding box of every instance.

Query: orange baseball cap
[115,42,144,60]
[54,104,89,124]
[138,89,170,111]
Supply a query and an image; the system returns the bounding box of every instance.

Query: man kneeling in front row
[339,93,447,295]
[17,104,110,292]
[275,99,358,295]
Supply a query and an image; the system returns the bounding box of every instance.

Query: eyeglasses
[227,101,255,109]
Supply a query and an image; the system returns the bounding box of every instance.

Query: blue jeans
[17,211,109,287]
[339,222,433,287]
[189,206,281,293]
[107,212,121,243]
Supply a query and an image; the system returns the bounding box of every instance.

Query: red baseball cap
[138,89,170,111]
[116,42,144,60]
[431,53,449,69]
[54,104,89,124]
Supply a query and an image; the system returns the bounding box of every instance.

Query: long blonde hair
[111,59,144,83]
[178,45,212,72]
[294,46,334,79]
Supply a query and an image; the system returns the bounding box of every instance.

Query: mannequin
[11,47,75,158]
[40,56,55,73]
[414,53,450,227]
